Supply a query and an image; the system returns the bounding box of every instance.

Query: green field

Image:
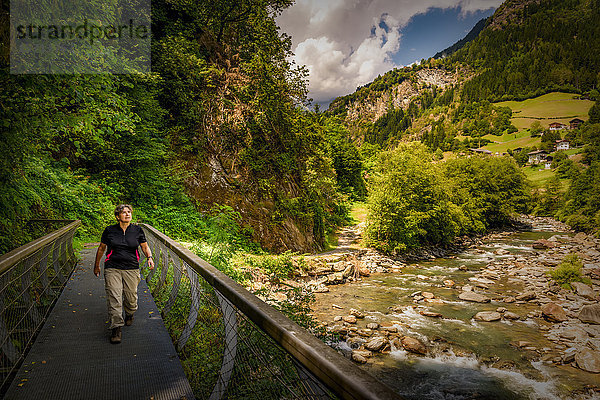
[479,92,593,153]
[496,92,593,131]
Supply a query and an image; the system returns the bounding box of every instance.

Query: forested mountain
[0,0,365,254]
[452,0,600,101]
[433,17,488,59]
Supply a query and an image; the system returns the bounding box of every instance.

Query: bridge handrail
[0,219,80,393]
[141,223,401,400]
[0,220,81,275]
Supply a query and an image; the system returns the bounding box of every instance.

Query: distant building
[544,155,553,169]
[555,139,570,151]
[469,148,492,155]
[569,118,584,130]
[549,122,567,131]
[528,150,549,164]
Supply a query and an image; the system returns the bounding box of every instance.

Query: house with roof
[544,155,554,169]
[569,118,584,130]
[528,150,549,164]
[469,148,492,156]
[555,139,570,151]
[549,122,567,131]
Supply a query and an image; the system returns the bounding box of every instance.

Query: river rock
[578,304,600,324]
[365,336,387,352]
[516,291,536,301]
[346,337,365,349]
[494,249,511,255]
[533,239,555,249]
[366,322,379,330]
[503,311,521,320]
[570,282,597,300]
[443,279,455,287]
[343,315,357,324]
[559,326,589,341]
[353,349,373,358]
[342,264,355,278]
[420,310,443,318]
[541,303,568,322]
[351,351,368,364]
[421,292,435,299]
[474,311,502,322]
[349,308,365,318]
[503,296,516,303]
[401,336,427,355]
[562,347,577,363]
[459,291,490,303]
[575,348,600,373]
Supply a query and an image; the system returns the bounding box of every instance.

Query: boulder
[474,311,502,322]
[343,315,357,324]
[365,336,387,352]
[459,291,490,303]
[401,336,427,355]
[349,308,365,319]
[515,291,536,301]
[366,322,379,330]
[578,304,600,325]
[571,282,597,300]
[575,348,600,373]
[541,303,568,322]
[421,292,435,299]
[559,326,589,341]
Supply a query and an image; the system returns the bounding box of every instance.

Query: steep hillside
[433,17,488,59]
[452,0,600,101]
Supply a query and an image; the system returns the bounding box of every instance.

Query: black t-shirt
[100,224,147,270]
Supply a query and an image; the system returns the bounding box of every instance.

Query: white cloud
[277,0,503,102]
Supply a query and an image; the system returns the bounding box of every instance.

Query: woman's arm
[94,243,107,277]
[140,242,155,270]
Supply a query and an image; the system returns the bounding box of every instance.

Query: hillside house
[528,150,549,164]
[544,155,553,169]
[555,139,570,151]
[549,122,567,131]
[569,118,584,129]
[469,148,492,156]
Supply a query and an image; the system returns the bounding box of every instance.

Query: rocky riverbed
[295,216,600,400]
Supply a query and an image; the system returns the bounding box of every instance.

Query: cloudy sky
[276,0,504,104]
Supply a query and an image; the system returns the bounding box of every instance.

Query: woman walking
[94,204,155,344]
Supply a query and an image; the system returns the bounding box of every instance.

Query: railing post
[177,268,200,351]
[208,291,238,400]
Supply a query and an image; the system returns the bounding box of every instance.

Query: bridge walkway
[3,245,194,400]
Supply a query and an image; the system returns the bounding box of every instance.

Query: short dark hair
[114,204,133,219]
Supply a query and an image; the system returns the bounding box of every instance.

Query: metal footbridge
[0,220,401,399]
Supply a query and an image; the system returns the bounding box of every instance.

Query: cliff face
[334,68,460,123]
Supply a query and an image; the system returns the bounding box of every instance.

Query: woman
[94,204,155,344]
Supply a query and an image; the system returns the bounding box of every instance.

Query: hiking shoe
[125,314,134,326]
[110,327,122,344]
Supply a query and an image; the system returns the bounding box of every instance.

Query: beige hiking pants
[104,268,141,329]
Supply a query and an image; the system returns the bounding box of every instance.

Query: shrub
[548,254,591,289]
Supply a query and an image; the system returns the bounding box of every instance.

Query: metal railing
[0,220,80,391]
[140,224,401,400]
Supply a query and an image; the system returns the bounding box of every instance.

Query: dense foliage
[0,0,355,254]
[365,143,528,253]
[450,0,600,102]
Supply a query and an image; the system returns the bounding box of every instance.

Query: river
[310,220,600,399]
